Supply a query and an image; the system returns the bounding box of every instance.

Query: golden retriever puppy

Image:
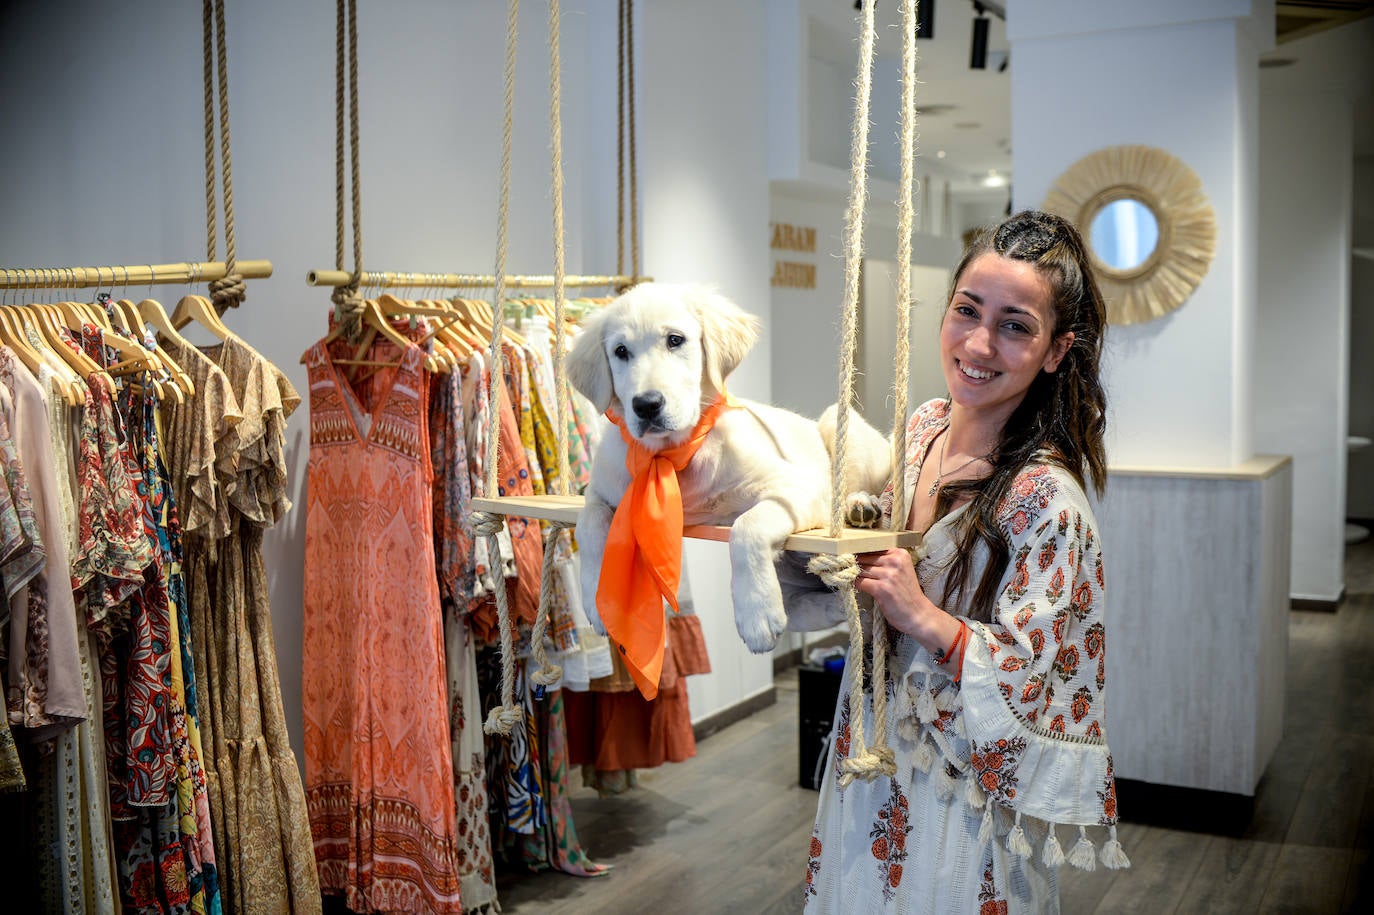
[569,282,890,654]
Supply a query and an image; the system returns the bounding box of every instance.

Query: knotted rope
[201,0,245,313]
[479,0,523,736]
[526,0,573,692]
[808,554,895,786]
[819,0,895,785]
[820,0,921,785]
[200,0,243,311]
[331,0,365,341]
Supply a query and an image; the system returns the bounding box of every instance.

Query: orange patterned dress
[302,339,461,914]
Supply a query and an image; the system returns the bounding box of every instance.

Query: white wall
[1255,88,1352,602]
[0,0,777,761]
[631,0,777,718]
[1009,8,1264,468]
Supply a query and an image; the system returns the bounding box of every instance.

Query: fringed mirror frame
[1042,145,1216,326]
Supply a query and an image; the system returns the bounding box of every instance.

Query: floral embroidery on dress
[833,698,852,780]
[970,736,1027,805]
[977,860,1009,915]
[1098,755,1119,825]
[869,779,912,900]
[803,834,822,901]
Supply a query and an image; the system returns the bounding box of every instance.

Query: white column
[1007,0,1274,468]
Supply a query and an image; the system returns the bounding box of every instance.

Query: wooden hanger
[135,298,198,398]
[0,306,86,406]
[325,298,446,375]
[171,293,233,341]
[26,303,106,381]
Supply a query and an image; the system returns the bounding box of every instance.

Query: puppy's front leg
[729,499,796,653]
[576,492,615,635]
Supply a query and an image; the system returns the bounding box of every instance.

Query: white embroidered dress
[803,399,1126,914]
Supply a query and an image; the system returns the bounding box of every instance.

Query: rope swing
[472,0,576,736]
[201,0,249,312]
[807,0,922,786]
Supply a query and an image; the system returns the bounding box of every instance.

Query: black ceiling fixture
[970,1,989,69]
[918,0,934,38]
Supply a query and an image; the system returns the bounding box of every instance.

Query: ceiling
[801,0,1374,195]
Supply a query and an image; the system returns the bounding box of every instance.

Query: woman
[801,211,1127,913]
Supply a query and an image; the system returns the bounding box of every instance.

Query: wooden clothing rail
[0,259,273,289]
[306,269,646,290]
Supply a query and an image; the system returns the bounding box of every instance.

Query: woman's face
[940,252,1074,424]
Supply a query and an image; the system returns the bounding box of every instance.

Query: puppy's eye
[666,333,686,349]
[613,343,630,360]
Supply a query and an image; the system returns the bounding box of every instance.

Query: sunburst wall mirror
[1042,145,1216,326]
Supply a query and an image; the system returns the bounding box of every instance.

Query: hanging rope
[525,0,573,691]
[476,0,524,736]
[806,0,923,787]
[199,0,247,313]
[615,0,640,283]
[331,0,366,338]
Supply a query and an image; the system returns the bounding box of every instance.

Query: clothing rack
[305,269,645,290]
[0,259,273,289]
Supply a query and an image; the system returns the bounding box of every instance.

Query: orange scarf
[598,395,734,699]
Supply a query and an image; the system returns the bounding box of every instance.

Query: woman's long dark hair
[933,210,1108,620]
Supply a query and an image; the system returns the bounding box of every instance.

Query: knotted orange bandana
[598,395,735,699]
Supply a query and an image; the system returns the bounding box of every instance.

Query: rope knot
[529,663,564,688]
[483,704,524,736]
[470,511,508,537]
[209,273,247,312]
[807,553,861,590]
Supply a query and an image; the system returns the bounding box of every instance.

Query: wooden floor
[498,539,1374,914]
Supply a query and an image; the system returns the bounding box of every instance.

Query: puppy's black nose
[631,391,665,420]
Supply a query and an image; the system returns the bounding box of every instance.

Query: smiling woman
[799,210,1127,914]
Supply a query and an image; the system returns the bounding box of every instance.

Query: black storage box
[797,661,844,790]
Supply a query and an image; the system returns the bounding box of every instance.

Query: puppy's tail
[818,404,893,501]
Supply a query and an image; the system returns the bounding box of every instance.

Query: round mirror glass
[1089,198,1159,272]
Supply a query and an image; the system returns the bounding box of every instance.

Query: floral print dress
[803,399,1127,914]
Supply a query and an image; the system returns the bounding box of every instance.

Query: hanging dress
[302,338,461,915]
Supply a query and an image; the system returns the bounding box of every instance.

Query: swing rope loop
[330,0,365,337]
[478,0,523,731]
[201,0,246,312]
[819,0,921,786]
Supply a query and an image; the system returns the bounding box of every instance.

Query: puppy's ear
[691,288,760,397]
[567,307,615,413]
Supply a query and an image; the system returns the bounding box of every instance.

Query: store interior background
[0,0,1370,805]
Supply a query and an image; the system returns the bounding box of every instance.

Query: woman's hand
[855,549,962,656]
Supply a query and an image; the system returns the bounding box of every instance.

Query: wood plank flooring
[496,539,1374,914]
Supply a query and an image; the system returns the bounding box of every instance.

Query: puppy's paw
[845,491,882,528]
[736,607,786,654]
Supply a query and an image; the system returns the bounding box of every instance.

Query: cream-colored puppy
[569,282,890,654]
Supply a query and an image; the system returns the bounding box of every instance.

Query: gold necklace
[928,431,987,496]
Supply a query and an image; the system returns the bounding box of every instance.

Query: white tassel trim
[916,685,938,724]
[1042,826,1066,868]
[963,772,985,810]
[913,735,936,773]
[976,805,994,846]
[1100,825,1131,870]
[1066,825,1097,872]
[935,764,958,800]
[1006,812,1033,858]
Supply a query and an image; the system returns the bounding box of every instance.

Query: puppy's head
[567,283,759,451]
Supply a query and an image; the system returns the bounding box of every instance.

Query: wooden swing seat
[469,494,921,556]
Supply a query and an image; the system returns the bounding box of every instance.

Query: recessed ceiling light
[982,171,1007,188]
[937,150,946,158]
